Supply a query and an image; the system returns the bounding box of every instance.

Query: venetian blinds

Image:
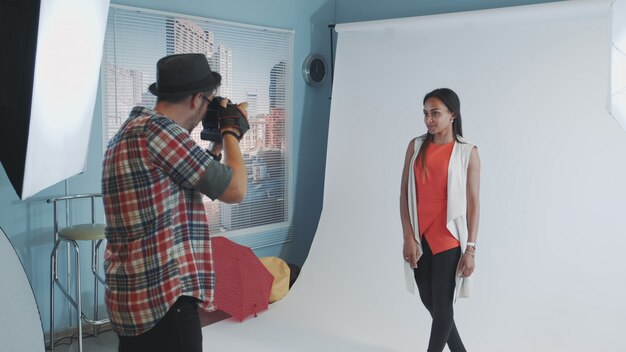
[101,5,294,247]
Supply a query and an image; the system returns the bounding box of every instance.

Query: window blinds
[102,5,293,246]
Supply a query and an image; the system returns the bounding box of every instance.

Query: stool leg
[50,240,60,352]
[66,242,72,328]
[71,241,83,352]
[92,240,98,337]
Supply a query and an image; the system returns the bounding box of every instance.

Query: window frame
[100,4,294,249]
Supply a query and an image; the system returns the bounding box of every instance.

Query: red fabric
[211,236,274,321]
[414,142,460,254]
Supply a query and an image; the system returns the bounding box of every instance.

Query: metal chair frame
[47,194,109,352]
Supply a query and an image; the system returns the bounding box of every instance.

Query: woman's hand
[403,238,420,269]
[457,252,475,278]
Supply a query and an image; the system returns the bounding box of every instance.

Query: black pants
[118,296,202,352]
[414,238,466,352]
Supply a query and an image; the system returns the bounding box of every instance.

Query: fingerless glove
[219,104,249,140]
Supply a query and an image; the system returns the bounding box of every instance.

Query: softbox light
[610,0,626,132]
[0,0,110,200]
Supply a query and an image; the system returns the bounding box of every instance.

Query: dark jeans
[118,296,202,352]
[414,238,466,352]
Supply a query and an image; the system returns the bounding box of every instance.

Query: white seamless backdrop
[203,1,626,350]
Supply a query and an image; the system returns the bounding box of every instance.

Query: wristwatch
[207,149,222,162]
[466,242,477,249]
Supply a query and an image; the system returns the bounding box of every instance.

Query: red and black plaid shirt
[102,106,231,336]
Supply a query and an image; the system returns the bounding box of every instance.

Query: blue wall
[0,0,335,335]
[0,0,560,336]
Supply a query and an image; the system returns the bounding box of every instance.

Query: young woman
[399,88,480,352]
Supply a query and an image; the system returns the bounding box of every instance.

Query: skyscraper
[269,61,286,109]
[165,18,232,98]
[267,61,286,148]
[209,44,233,98]
[166,18,214,58]
[163,18,235,144]
[103,63,144,139]
[246,91,258,118]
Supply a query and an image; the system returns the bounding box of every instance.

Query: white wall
[324,1,626,350]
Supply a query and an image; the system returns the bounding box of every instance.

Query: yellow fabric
[259,256,290,303]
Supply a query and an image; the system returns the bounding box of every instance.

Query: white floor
[47,316,402,352]
[50,329,117,352]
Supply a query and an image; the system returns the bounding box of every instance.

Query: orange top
[414,141,460,254]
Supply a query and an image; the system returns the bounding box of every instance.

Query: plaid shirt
[102,106,232,336]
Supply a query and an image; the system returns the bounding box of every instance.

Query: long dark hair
[416,88,464,178]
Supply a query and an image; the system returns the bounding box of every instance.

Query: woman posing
[400,88,480,352]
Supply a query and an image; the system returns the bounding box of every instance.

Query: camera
[200,96,228,142]
[201,96,249,142]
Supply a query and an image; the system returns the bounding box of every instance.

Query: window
[102,5,293,247]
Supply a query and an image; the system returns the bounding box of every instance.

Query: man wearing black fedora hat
[102,53,249,351]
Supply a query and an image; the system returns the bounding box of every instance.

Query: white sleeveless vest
[405,136,475,301]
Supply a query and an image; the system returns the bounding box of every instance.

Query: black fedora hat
[148,53,221,97]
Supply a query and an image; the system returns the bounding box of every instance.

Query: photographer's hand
[218,99,249,140]
[235,101,249,118]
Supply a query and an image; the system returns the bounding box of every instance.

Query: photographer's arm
[195,135,245,203]
[217,133,247,203]
[218,100,248,203]
[193,101,248,203]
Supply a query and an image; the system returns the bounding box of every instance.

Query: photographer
[101,53,248,352]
